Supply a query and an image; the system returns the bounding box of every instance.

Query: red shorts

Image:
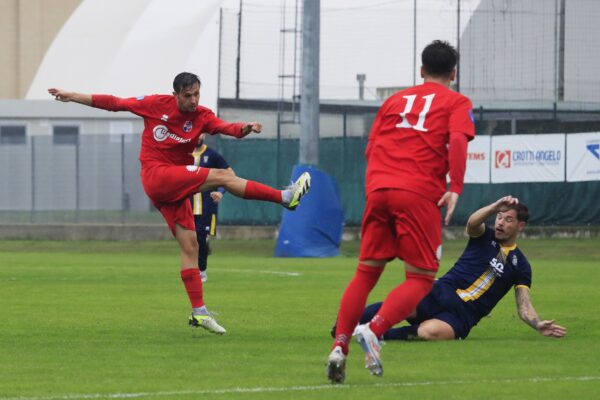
[141,164,210,236]
[359,189,442,272]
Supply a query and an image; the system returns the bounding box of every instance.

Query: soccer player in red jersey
[48,72,310,335]
[327,41,475,383]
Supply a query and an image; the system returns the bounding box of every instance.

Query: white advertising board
[491,134,565,183]
[566,132,600,182]
[465,135,491,183]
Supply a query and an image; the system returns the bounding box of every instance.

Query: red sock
[333,263,383,354]
[369,272,434,338]
[180,268,204,308]
[243,180,282,203]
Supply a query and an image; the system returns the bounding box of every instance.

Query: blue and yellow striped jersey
[189,144,229,235]
[439,226,532,324]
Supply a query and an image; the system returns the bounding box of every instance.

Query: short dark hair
[173,72,201,93]
[421,40,459,78]
[504,202,529,223]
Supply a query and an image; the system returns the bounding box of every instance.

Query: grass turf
[0,238,599,399]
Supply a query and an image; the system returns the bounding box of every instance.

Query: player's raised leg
[199,168,311,210]
[175,225,225,334]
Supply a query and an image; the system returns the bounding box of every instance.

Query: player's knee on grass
[417,319,455,341]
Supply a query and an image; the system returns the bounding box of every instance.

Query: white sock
[281,189,292,204]
[192,305,209,316]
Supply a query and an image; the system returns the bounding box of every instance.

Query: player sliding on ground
[332,196,567,342]
[49,72,310,335]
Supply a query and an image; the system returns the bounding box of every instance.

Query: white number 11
[395,93,436,132]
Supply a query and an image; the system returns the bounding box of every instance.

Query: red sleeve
[203,111,245,138]
[449,95,475,140]
[91,94,156,117]
[448,131,469,194]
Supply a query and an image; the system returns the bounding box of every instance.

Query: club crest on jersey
[512,254,518,266]
[183,121,193,133]
[203,155,209,163]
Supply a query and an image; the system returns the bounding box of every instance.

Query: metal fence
[0,133,162,225]
[2,124,599,226]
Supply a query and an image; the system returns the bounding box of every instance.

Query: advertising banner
[491,134,565,183]
[566,132,600,182]
[465,135,491,183]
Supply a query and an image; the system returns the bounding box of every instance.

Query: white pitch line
[3,376,599,400]
[218,268,301,276]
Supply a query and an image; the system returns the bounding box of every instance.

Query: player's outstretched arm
[240,122,262,138]
[515,286,567,338]
[48,88,93,106]
[466,195,519,237]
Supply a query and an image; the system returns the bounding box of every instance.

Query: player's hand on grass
[241,122,262,137]
[48,88,72,102]
[437,191,459,226]
[537,319,567,338]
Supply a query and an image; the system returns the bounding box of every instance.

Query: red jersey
[365,81,475,202]
[91,94,245,168]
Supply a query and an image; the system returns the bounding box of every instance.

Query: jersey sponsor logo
[153,125,169,141]
[153,125,191,144]
[490,257,505,277]
[495,150,511,168]
[183,120,193,133]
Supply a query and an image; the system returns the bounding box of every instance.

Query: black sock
[197,233,208,272]
[383,325,420,341]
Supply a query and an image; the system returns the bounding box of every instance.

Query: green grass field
[1,238,599,399]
